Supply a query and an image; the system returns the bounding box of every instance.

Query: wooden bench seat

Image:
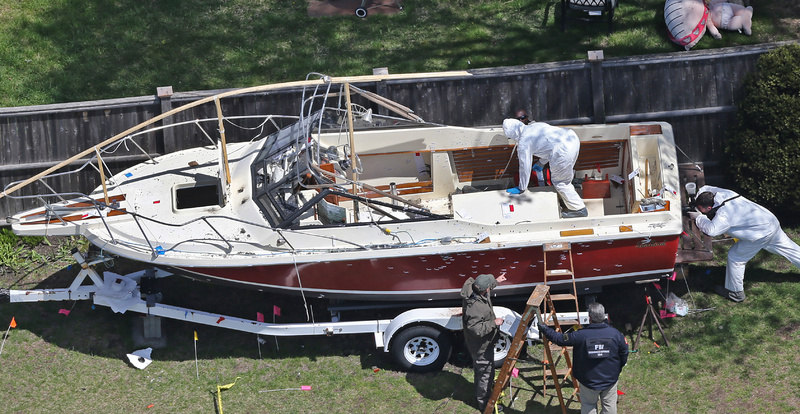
[574,140,624,171]
[452,145,520,183]
[452,140,623,185]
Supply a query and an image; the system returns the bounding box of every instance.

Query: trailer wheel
[391,325,451,373]
[493,332,513,368]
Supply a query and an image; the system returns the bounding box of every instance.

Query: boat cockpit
[249,108,679,230]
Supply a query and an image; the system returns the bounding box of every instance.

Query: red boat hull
[171,235,679,301]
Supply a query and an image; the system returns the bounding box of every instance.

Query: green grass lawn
[0,0,797,107]
[2,233,800,413]
[1,0,800,412]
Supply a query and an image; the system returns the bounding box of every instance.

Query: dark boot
[715,285,746,302]
[561,207,588,218]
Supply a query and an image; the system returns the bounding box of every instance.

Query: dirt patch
[776,322,800,340]
[308,0,403,17]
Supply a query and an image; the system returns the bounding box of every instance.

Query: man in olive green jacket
[461,273,506,411]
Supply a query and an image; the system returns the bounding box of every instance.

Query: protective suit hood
[503,119,524,141]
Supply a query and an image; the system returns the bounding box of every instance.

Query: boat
[3,73,685,301]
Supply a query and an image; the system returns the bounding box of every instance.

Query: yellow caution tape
[216,377,241,414]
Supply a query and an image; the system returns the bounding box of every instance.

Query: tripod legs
[633,300,670,351]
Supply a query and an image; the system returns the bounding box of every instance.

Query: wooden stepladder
[541,242,581,409]
[483,284,548,414]
[542,242,581,324]
[539,289,579,414]
[484,242,582,414]
[484,284,578,414]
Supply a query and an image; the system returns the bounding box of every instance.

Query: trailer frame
[4,250,590,372]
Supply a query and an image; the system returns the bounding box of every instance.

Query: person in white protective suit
[502,119,587,218]
[688,185,800,302]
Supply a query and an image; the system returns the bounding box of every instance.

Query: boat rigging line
[675,143,703,172]
[292,252,315,324]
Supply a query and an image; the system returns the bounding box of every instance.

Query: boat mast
[214,96,232,185]
[343,81,360,222]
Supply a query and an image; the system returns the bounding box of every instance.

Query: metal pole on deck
[344,82,359,222]
[214,96,232,184]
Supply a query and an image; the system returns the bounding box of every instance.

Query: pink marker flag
[653,283,662,290]
[301,385,312,391]
[669,272,677,281]
[511,368,519,378]
[273,305,281,317]
[58,309,71,316]
[256,312,265,322]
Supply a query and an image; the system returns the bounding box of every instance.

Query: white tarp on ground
[126,347,153,369]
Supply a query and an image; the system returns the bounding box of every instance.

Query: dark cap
[474,274,497,291]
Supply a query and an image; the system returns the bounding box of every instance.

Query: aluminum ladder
[541,241,582,407]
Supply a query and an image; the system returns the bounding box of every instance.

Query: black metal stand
[633,287,670,351]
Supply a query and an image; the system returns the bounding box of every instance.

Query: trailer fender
[379,307,459,351]
[379,306,518,351]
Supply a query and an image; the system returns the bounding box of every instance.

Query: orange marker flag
[0,317,17,357]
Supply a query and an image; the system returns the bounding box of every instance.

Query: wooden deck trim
[356,180,434,198]
[21,194,127,218]
[21,208,127,225]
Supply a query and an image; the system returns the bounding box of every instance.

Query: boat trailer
[2,250,590,372]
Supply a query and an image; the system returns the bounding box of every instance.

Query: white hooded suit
[694,185,800,293]
[502,119,585,211]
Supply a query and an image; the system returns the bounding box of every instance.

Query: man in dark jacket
[538,301,628,414]
[461,273,506,412]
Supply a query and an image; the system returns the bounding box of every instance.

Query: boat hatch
[174,182,222,210]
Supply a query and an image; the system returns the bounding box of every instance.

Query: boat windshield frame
[250,109,447,229]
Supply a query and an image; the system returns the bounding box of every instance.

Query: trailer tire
[391,325,451,373]
[493,332,513,368]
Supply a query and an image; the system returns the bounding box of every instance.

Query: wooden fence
[1,41,795,220]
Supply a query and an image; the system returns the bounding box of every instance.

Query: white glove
[688,211,701,220]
